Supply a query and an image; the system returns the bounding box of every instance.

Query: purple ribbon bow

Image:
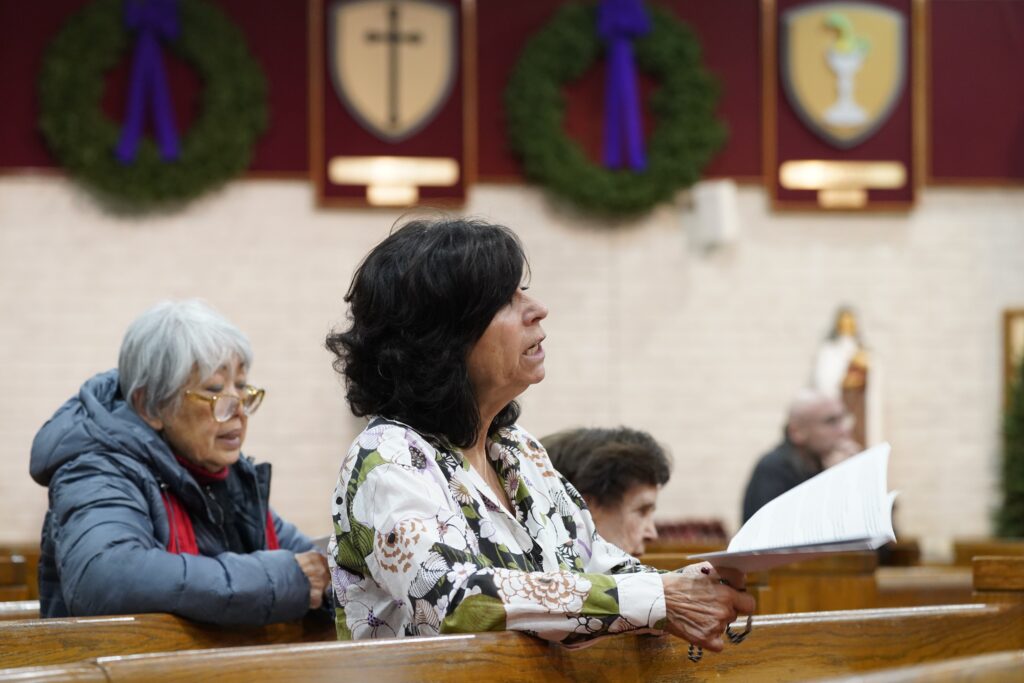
[597,0,651,171]
[115,0,181,164]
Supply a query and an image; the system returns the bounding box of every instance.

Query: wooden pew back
[816,650,1024,682]
[953,538,1024,566]
[0,600,40,621]
[880,539,921,567]
[642,539,726,555]
[874,566,974,608]
[637,552,689,571]
[0,556,29,601]
[973,555,1024,603]
[0,612,335,668]
[643,551,977,612]
[0,662,106,682]
[2,602,1020,683]
[0,545,40,600]
[747,552,879,613]
[640,551,883,614]
[2,556,1018,678]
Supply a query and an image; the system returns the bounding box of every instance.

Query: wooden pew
[760,554,1015,613]
[0,556,29,601]
[747,552,880,613]
[0,662,105,682]
[879,539,921,567]
[0,600,40,621]
[0,545,40,600]
[874,565,974,608]
[638,552,883,613]
[0,612,335,668]
[640,551,976,612]
[643,539,726,555]
[1,602,1020,683]
[638,552,690,571]
[953,538,1024,566]
[1,556,1017,676]
[973,555,1024,603]
[752,555,1001,612]
[817,650,1024,682]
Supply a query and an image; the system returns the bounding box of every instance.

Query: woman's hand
[294,550,331,610]
[661,562,755,652]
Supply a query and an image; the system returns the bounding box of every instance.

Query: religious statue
[812,306,881,448]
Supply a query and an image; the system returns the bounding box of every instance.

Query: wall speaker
[690,179,739,249]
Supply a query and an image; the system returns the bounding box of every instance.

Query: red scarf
[161,456,280,554]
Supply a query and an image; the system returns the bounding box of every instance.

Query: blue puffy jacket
[30,370,316,625]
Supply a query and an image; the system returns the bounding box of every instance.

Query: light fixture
[328,156,460,206]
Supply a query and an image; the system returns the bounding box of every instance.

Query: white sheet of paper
[690,443,897,572]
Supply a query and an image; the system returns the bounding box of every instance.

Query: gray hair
[118,300,253,419]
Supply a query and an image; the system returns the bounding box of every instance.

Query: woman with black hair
[325,217,753,648]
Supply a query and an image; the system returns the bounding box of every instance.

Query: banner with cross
[310,0,469,207]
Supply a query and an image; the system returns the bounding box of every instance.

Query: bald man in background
[741,390,860,522]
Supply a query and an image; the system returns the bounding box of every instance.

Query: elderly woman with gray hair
[30,300,329,624]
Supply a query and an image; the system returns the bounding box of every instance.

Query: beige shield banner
[780,2,906,149]
[330,0,456,142]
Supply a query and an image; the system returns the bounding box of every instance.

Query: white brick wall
[2,177,1022,561]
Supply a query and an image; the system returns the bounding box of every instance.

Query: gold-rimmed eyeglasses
[184,386,265,423]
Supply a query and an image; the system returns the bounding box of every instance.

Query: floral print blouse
[328,417,667,645]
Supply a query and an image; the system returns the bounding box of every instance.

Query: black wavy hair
[542,427,672,507]
[326,217,528,448]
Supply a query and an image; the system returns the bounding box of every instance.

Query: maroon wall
[929,0,1024,182]
[476,0,762,181]
[0,0,1020,182]
[0,0,308,174]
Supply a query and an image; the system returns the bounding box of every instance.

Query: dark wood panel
[68,603,1024,682]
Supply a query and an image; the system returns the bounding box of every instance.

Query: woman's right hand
[660,563,756,651]
[294,550,331,610]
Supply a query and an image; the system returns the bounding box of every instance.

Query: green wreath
[504,3,726,216]
[38,0,267,210]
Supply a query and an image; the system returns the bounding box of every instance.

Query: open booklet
[690,443,898,572]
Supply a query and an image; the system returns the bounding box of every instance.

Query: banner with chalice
[764,0,921,210]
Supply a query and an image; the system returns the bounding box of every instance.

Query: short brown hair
[542,427,672,507]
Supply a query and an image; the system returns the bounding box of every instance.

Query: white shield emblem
[329,0,457,142]
[780,2,906,149]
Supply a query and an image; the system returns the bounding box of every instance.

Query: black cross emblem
[365,2,422,128]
